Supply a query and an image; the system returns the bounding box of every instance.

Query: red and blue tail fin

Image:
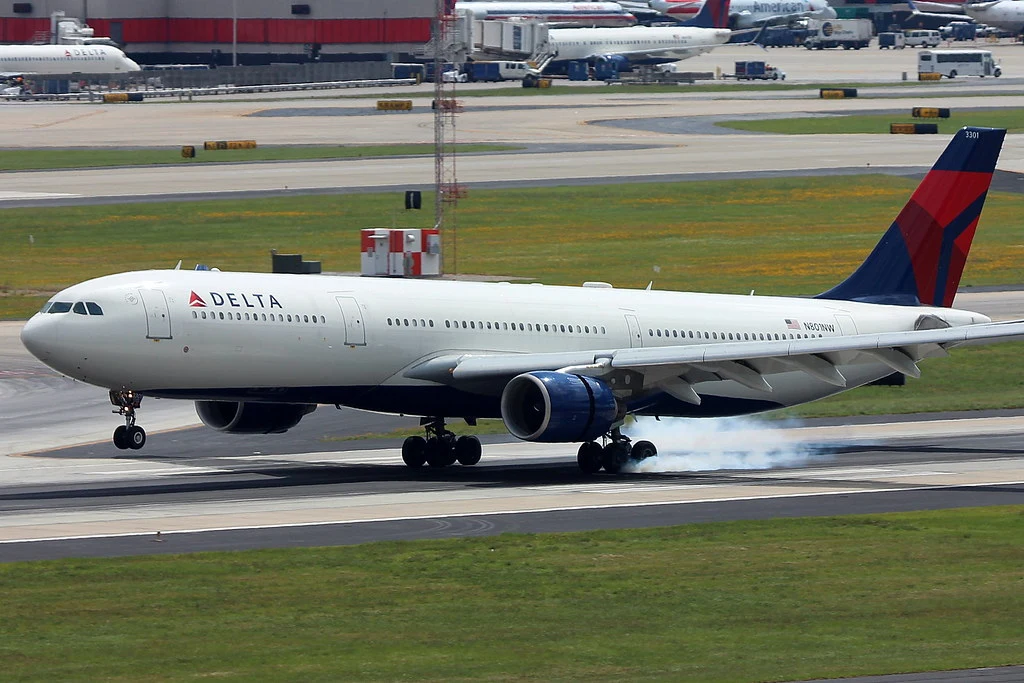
[816,126,1005,307]
[682,0,731,28]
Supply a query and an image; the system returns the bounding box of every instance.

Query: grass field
[0,144,516,172]
[1,507,1021,681]
[717,108,1024,134]
[4,175,1024,321]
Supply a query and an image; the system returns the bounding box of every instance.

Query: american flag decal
[785,319,800,330]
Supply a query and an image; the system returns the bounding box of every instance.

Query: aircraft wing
[406,319,1024,398]
[584,45,696,58]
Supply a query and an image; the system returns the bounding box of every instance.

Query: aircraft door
[624,314,642,348]
[336,296,366,346]
[139,289,172,339]
[834,314,858,336]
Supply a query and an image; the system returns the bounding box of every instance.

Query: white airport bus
[918,49,1002,78]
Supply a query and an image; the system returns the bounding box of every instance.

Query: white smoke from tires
[622,416,836,473]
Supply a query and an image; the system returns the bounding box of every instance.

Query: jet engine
[195,401,316,434]
[596,54,631,73]
[500,371,619,442]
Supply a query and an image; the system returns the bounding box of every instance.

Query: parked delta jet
[0,44,140,76]
[457,1,638,27]
[21,128,1024,474]
[540,0,732,73]
[649,0,835,28]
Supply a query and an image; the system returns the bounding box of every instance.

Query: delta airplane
[457,1,638,27]
[20,128,1024,474]
[0,44,140,77]
[540,0,731,72]
[648,0,835,29]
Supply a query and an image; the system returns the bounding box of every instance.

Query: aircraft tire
[402,436,427,468]
[126,425,146,450]
[454,435,482,466]
[601,442,630,474]
[630,440,657,462]
[577,441,603,474]
[949,70,957,78]
[113,425,129,450]
[425,437,456,468]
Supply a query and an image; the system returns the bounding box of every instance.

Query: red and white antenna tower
[433,0,466,274]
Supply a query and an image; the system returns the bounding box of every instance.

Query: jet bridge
[466,18,550,62]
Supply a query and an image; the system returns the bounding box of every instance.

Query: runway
[2,397,1024,561]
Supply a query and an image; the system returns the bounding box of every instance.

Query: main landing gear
[401,417,482,469]
[576,427,657,475]
[110,389,146,450]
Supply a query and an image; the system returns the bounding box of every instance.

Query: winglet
[681,0,732,28]
[816,127,1005,308]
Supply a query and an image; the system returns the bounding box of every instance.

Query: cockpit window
[47,302,73,314]
[73,302,88,315]
[86,302,103,315]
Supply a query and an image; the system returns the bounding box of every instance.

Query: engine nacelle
[597,54,631,73]
[500,371,619,442]
[195,401,316,434]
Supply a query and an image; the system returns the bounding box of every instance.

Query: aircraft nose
[20,315,56,362]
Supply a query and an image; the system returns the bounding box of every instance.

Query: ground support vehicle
[804,19,872,49]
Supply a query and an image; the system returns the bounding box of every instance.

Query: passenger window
[86,302,103,315]
[201,311,207,319]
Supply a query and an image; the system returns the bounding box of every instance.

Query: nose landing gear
[110,389,146,450]
[401,417,481,468]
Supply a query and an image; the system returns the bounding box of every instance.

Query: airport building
[0,0,434,65]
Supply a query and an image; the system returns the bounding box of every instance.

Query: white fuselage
[966,1,1024,33]
[21,270,988,420]
[0,44,140,75]
[649,0,836,28]
[457,1,637,26]
[548,25,731,63]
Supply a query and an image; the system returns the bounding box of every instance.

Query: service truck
[466,60,530,82]
[734,61,785,80]
[804,19,873,50]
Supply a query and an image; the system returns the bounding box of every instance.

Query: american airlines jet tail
[21,127,1024,473]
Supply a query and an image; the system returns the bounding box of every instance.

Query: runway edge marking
[1,479,1020,546]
